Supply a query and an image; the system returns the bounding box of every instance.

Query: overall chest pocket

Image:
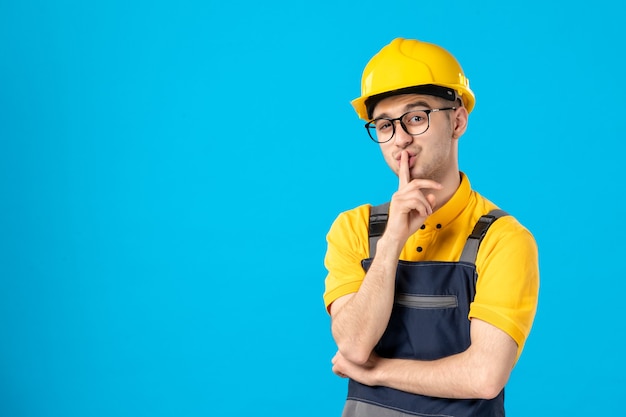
[395,293,458,309]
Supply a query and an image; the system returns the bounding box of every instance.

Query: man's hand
[385,151,442,246]
[332,350,382,386]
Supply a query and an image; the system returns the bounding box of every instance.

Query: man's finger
[426,193,437,210]
[398,151,410,188]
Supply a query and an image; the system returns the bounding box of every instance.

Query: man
[323,38,539,417]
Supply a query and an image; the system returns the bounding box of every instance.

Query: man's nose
[393,121,413,148]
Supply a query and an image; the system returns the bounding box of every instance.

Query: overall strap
[368,202,390,258]
[459,209,509,264]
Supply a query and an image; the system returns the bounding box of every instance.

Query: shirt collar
[424,172,471,229]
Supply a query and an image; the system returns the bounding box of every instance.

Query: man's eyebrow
[373,101,432,119]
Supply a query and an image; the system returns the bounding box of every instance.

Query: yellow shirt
[323,173,539,359]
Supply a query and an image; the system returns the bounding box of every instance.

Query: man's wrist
[376,234,405,260]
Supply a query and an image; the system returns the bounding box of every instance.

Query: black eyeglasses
[365,107,456,143]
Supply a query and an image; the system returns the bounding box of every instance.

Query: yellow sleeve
[323,204,371,313]
[470,216,540,360]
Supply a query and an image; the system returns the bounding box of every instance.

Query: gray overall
[343,203,508,417]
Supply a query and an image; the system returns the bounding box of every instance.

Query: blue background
[1,0,624,416]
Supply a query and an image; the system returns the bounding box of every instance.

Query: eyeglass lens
[367,110,429,143]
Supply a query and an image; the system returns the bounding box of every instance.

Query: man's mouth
[396,152,417,168]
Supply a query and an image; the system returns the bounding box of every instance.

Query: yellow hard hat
[351,38,475,120]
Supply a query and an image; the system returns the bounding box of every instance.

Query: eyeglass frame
[364,107,457,143]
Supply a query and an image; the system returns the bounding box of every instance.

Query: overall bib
[343,205,507,417]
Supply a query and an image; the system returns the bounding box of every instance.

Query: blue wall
[1,1,624,415]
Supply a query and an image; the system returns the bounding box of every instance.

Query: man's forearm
[331,237,403,364]
[374,354,499,399]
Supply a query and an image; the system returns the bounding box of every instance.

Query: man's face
[371,94,463,182]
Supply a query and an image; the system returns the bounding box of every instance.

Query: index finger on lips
[398,151,410,188]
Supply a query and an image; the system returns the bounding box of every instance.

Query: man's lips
[396,152,417,168]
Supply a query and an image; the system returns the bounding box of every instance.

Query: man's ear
[452,106,469,139]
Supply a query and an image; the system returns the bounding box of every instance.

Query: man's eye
[377,121,392,131]
[407,115,424,124]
